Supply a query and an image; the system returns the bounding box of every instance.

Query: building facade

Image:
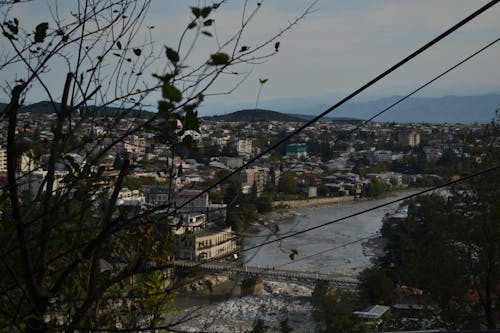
[174,226,238,261]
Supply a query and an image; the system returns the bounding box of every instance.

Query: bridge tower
[240,277,264,296]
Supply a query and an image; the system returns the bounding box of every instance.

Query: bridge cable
[32,167,499,304]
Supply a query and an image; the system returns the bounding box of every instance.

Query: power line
[332,35,500,146]
[199,163,500,265]
[1,0,498,310]
[10,164,496,304]
[138,0,499,222]
[4,3,498,240]
[2,12,500,274]
[274,233,380,269]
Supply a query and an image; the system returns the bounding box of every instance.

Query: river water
[243,190,419,277]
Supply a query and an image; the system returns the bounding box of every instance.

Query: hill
[13,101,155,119]
[203,109,307,122]
[200,93,500,124]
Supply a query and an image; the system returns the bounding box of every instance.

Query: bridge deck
[172,260,358,288]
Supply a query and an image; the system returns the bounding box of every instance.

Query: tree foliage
[312,285,363,333]
[380,148,500,329]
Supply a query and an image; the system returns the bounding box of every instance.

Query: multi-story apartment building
[398,131,420,147]
[239,167,268,195]
[18,170,68,199]
[174,226,237,261]
[124,135,146,156]
[236,138,253,155]
[0,148,7,172]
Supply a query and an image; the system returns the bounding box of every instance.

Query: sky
[2,0,500,109]
[152,0,500,106]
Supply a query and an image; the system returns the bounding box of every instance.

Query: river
[242,189,419,277]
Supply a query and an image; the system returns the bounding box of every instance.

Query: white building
[398,131,420,147]
[0,148,6,172]
[117,187,145,205]
[236,138,253,155]
[18,170,68,199]
[174,226,238,261]
[124,135,146,156]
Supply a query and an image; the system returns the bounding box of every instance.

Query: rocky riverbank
[166,280,317,332]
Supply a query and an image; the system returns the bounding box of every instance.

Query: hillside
[14,101,154,119]
[200,93,500,124]
[203,109,307,122]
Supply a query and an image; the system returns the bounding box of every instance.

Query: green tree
[364,178,387,198]
[381,148,500,329]
[255,194,273,213]
[358,267,394,306]
[312,285,363,333]
[277,171,297,195]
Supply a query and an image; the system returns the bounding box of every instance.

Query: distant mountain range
[200,93,500,124]
[312,94,500,124]
[4,93,499,124]
[0,101,154,119]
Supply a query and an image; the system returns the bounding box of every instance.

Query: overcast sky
[2,0,500,107]
[150,0,500,106]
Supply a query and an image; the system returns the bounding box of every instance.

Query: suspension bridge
[172,260,359,290]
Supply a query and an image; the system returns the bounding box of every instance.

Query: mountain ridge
[200,93,500,124]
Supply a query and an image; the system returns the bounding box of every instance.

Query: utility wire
[142,0,499,222]
[21,165,498,304]
[198,163,500,265]
[120,33,500,239]
[332,35,500,145]
[2,0,498,302]
[274,233,380,269]
[3,3,498,268]
[252,36,500,265]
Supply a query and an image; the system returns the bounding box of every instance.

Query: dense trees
[376,146,499,329]
[312,285,363,333]
[358,268,394,306]
[277,171,297,195]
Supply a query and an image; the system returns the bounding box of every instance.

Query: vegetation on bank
[357,144,499,330]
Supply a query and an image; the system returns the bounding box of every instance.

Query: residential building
[117,188,145,205]
[0,148,6,172]
[18,170,68,199]
[173,190,209,214]
[143,185,171,206]
[398,131,420,147]
[124,135,146,156]
[239,167,267,195]
[286,143,307,158]
[174,226,238,261]
[221,156,244,169]
[170,213,206,235]
[236,138,253,155]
